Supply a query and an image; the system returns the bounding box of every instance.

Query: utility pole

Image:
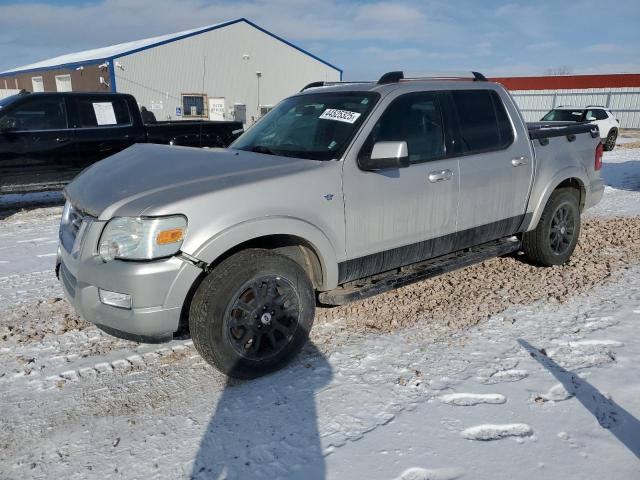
[256,71,262,115]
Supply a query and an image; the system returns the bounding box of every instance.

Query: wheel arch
[189,217,340,291]
[523,171,587,232]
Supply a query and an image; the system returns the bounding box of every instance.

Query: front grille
[59,262,77,298]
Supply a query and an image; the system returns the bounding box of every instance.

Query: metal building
[490,74,640,129]
[0,18,342,123]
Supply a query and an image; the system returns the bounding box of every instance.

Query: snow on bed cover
[1,147,639,479]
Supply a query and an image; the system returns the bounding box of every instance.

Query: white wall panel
[0,88,19,99]
[113,21,340,123]
[510,87,640,128]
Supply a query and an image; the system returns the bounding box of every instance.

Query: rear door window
[594,109,608,120]
[1,97,67,131]
[450,90,514,154]
[76,96,132,128]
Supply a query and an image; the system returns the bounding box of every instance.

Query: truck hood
[65,143,324,220]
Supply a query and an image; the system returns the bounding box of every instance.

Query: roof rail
[300,80,371,92]
[377,71,487,84]
[586,105,605,108]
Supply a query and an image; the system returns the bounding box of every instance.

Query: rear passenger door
[71,95,139,169]
[448,89,533,244]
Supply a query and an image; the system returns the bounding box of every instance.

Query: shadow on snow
[191,342,332,479]
[518,338,640,459]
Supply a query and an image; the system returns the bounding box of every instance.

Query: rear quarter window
[451,90,514,154]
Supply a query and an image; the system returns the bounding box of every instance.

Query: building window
[31,76,44,92]
[55,74,72,92]
[259,105,274,117]
[182,94,207,118]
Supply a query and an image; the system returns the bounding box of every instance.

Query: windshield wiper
[250,145,277,155]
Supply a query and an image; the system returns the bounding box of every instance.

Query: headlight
[98,215,187,262]
[61,200,72,225]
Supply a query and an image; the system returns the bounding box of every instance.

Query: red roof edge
[489,73,640,90]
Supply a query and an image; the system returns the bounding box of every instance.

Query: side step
[319,237,521,306]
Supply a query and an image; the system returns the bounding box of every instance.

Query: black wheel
[604,130,617,151]
[522,189,581,266]
[189,249,315,379]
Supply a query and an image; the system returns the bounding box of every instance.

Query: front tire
[522,189,581,266]
[604,130,617,151]
[189,249,315,379]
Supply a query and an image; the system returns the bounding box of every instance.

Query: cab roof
[297,71,500,95]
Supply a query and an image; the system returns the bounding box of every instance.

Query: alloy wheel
[224,276,300,361]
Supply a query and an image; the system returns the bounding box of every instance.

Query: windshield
[231,91,380,160]
[541,109,585,122]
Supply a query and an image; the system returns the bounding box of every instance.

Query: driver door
[0,96,76,193]
[341,91,460,283]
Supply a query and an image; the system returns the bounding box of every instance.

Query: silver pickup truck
[57,71,604,378]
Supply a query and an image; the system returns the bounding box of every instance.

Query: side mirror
[358,141,410,171]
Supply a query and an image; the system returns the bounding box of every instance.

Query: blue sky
[0,0,638,78]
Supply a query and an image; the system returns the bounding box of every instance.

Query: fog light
[99,288,132,309]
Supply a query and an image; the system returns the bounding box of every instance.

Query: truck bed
[527,121,599,141]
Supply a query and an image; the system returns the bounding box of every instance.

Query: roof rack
[300,81,371,92]
[377,71,487,84]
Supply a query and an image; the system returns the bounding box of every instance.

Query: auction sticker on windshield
[319,109,361,124]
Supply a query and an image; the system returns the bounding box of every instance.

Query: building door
[208,97,225,121]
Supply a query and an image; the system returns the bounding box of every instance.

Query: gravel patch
[617,141,640,150]
[315,217,640,334]
[2,217,639,361]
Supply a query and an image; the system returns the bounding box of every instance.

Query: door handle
[428,169,453,183]
[98,143,113,152]
[511,156,528,167]
[56,137,70,143]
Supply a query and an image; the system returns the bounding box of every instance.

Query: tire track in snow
[5,340,196,391]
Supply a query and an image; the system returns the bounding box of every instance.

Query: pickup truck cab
[58,71,604,378]
[0,92,242,193]
[541,105,619,151]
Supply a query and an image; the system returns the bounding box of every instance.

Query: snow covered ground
[1,147,640,479]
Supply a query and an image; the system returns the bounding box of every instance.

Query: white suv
[541,106,619,151]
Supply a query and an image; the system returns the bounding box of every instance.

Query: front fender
[189,216,340,290]
[523,166,589,232]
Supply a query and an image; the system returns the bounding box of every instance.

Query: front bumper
[57,219,201,342]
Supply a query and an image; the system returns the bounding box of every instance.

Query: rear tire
[604,130,617,151]
[189,249,315,379]
[522,189,581,266]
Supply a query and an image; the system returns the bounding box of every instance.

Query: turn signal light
[156,228,184,245]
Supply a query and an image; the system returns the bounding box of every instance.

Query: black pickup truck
[0,92,243,194]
